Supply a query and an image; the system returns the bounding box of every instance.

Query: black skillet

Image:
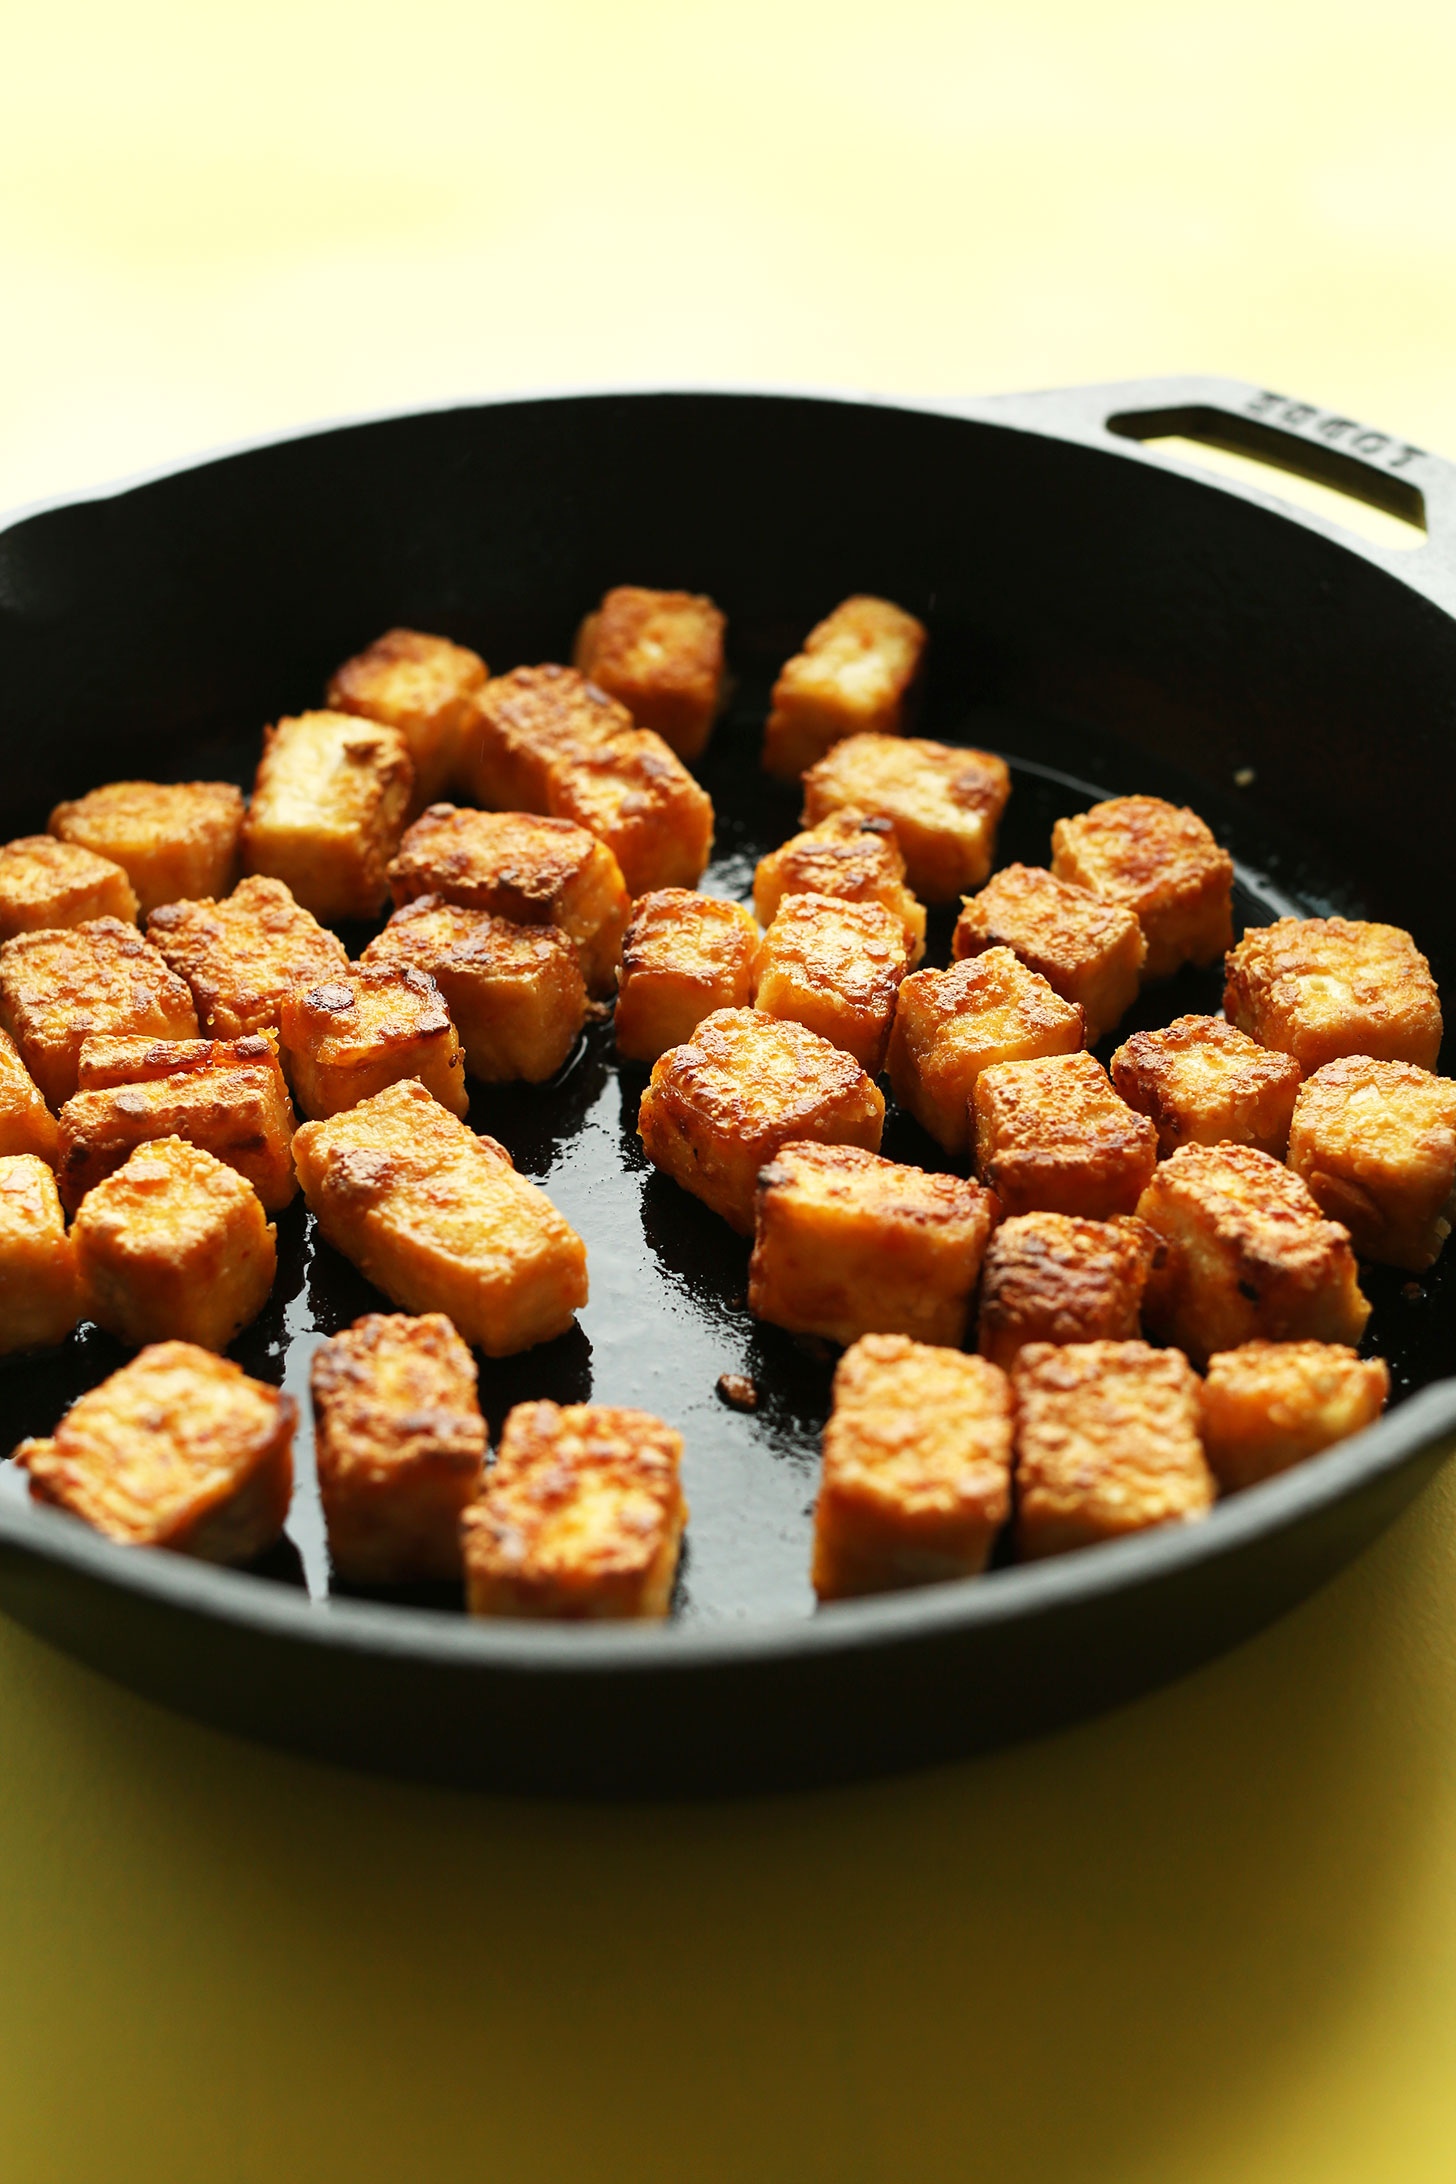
[1,375,1454,1797]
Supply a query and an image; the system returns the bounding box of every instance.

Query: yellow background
[4,2,1456,2177]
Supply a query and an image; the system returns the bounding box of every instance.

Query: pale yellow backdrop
[3,2,1456,2179]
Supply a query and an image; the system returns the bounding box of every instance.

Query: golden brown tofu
[0,1025,59,1164]
[886,948,1084,1157]
[1135,1140,1371,1365]
[1287,1054,1456,1271]
[72,1136,277,1353]
[388,805,630,997]
[1110,1013,1303,1159]
[0,918,199,1110]
[310,1312,487,1584]
[802,733,1011,903]
[977,1211,1157,1370]
[753,809,927,964]
[50,780,244,919]
[1013,1340,1212,1559]
[749,1140,997,1348]
[0,833,138,937]
[0,1154,77,1354]
[1200,1340,1390,1492]
[953,863,1146,1043]
[972,1050,1158,1220]
[638,1006,885,1233]
[147,874,349,1041]
[361,895,586,1085]
[751,893,912,1075]
[1051,795,1234,981]
[57,1031,298,1213]
[573,585,726,761]
[763,596,926,781]
[465,663,629,809]
[17,1340,295,1560]
[1224,916,1443,1074]
[292,1078,588,1355]
[242,710,414,923]
[614,889,758,1065]
[279,962,468,1122]
[462,1400,686,1619]
[327,627,488,810]
[812,1334,1012,1598]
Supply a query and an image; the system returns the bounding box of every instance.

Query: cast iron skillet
[1,375,1454,1798]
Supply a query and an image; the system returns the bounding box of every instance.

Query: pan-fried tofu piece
[1200,1340,1390,1492]
[0,833,138,937]
[462,1400,686,1619]
[310,1312,487,1584]
[0,1026,59,1163]
[327,627,488,810]
[751,893,912,1075]
[147,875,349,1041]
[1135,1140,1370,1364]
[0,918,199,1109]
[573,585,726,761]
[953,864,1146,1043]
[614,889,758,1065]
[638,1006,885,1233]
[886,948,1083,1157]
[749,1140,997,1348]
[17,1340,295,1560]
[763,596,926,781]
[361,896,586,1084]
[1051,795,1234,981]
[465,664,630,810]
[1013,1340,1213,1558]
[802,732,1011,903]
[1286,1054,1456,1271]
[1224,916,1442,1073]
[812,1334,1012,1598]
[72,1136,277,1353]
[0,1155,76,1354]
[1110,1013,1302,1159]
[50,780,244,919]
[242,710,413,923]
[753,810,927,963]
[57,1032,297,1213]
[279,962,467,1122]
[972,1050,1158,1219]
[293,1078,588,1355]
[977,1211,1157,1370]
[388,807,630,997]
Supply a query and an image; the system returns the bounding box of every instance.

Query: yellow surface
[5,1,1456,2176]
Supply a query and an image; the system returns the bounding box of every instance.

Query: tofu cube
[573,585,726,761]
[292,1077,588,1355]
[0,1026,59,1164]
[147,874,349,1041]
[1200,1340,1390,1492]
[0,833,138,937]
[17,1340,295,1560]
[802,733,1011,903]
[279,962,468,1122]
[972,1050,1158,1219]
[749,1140,997,1348]
[1287,1053,1456,1271]
[763,596,926,781]
[1051,795,1234,980]
[812,1334,1012,1598]
[614,889,758,1065]
[1013,1340,1213,1559]
[310,1311,487,1584]
[637,1006,885,1233]
[0,918,199,1109]
[977,1211,1158,1370]
[753,809,927,964]
[886,948,1084,1157]
[362,895,586,1084]
[751,893,912,1075]
[953,863,1146,1043]
[327,627,488,810]
[242,710,414,923]
[57,1032,298,1213]
[72,1136,277,1353]
[1110,1013,1302,1159]
[50,780,244,918]
[1224,916,1443,1074]
[0,1154,77,1354]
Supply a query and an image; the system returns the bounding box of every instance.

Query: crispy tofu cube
[1224,916,1442,1074]
[292,1078,588,1355]
[977,1211,1157,1370]
[387,805,630,996]
[279,963,467,1122]
[310,1311,487,1584]
[638,1006,885,1233]
[972,1050,1158,1219]
[1200,1340,1390,1492]
[0,833,138,937]
[0,1155,77,1354]
[751,893,912,1074]
[763,596,926,781]
[0,1026,59,1164]
[57,1032,298,1213]
[361,896,586,1085]
[753,809,927,964]
[72,1136,276,1353]
[886,948,1084,1157]
[1013,1339,1213,1558]
[327,627,488,810]
[802,733,1011,903]
[812,1334,1012,1598]
[1110,1013,1302,1159]
[464,664,629,810]
[1135,1140,1371,1364]
[953,863,1146,1043]
[147,874,349,1041]
[573,585,726,761]
[242,710,413,923]
[0,918,199,1110]
[50,781,244,919]
[17,1340,295,1560]
[614,889,758,1065]
[749,1140,997,1348]
[1286,1054,1456,1271]
[1051,795,1234,981]
[461,1399,686,1619]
